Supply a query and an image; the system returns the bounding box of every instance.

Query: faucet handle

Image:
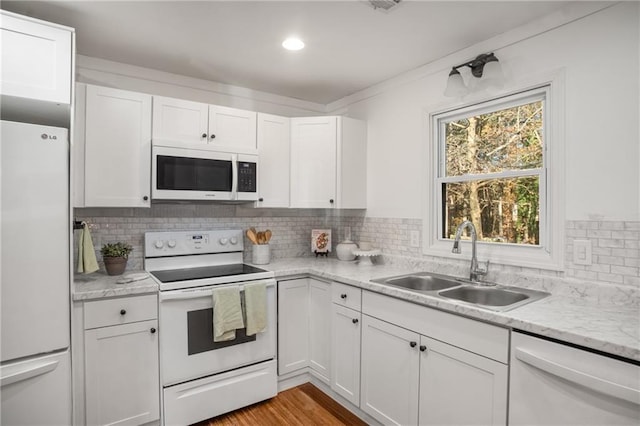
[477,260,490,275]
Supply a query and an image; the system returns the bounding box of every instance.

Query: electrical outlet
[410,230,420,248]
[573,239,592,265]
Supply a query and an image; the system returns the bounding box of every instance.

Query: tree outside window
[436,89,546,246]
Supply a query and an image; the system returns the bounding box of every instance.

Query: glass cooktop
[150,264,268,283]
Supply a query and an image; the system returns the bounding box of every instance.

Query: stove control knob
[230,237,238,245]
[167,240,176,248]
[219,238,228,245]
[154,240,164,249]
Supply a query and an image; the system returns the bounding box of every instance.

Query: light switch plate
[573,239,592,265]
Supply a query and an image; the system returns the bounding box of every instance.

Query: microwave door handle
[231,154,238,200]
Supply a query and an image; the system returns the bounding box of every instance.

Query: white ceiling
[2,1,577,104]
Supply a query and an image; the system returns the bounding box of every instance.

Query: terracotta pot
[103,256,128,276]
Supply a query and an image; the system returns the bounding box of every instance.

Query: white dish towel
[244,282,267,336]
[212,285,245,342]
[77,222,99,274]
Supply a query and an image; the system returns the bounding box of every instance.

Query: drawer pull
[120,309,126,315]
[150,328,156,334]
[341,294,347,299]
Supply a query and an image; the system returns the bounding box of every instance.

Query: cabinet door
[290,117,337,208]
[419,335,507,426]
[85,320,159,426]
[84,85,151,207]
[208,105,257,151]
[0,11,72,104]
[308,279,331,382]
[361,315,420,426]
[151,96,208,144]
[331,304,361,406]
[256,113,290,207]
[277,279,309,375]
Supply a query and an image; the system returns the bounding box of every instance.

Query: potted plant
[100,242,133,276]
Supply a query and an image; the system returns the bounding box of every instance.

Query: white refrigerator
[0,120,71,425]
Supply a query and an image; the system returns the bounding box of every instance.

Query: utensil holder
[252,244,270,265]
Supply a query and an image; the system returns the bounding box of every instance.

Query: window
[439,90,545,246]
[425,83,564,270]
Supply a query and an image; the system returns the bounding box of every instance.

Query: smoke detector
[366,0,402,13]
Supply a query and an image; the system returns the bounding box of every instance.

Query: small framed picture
[311,229,331,254]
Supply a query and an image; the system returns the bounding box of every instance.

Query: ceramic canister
[336,241,358,261]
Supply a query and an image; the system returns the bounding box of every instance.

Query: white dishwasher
[509,331,640,425]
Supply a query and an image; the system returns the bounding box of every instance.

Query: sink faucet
[452,221,489,283]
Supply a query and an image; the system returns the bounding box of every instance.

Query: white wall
[76,55,325,117]
[339,2,640,222]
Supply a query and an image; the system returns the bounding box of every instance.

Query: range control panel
[144,229,244,258]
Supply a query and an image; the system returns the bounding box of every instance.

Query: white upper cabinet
[209,105,257,150]
[257,113,290,208]
[75,84,152,207]
[152,96,257,152]
[290,116,366,209]
[0,10,73,104]
[151,96,208,144]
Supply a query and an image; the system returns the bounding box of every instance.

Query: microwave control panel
[237,161,256,193]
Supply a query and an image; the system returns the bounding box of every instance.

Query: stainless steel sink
[371,272,549,312]
[377,274,460,292]
[439,286,528,306]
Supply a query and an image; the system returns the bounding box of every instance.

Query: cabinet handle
[420,345,427,352]
[352,318,359,324]
[143,196,149,201]
[210,134,216,139]
[150,328,156,334]
[340,294,347,299]
[329,199,334,204]
[201,133,207,139]
[258,197,264,202]
[120,309,126,315]
[410,341,417,348]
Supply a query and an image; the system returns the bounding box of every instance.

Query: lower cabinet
[85,320,160,426]
[360,315,420,425]
[361,291,509,426]
[331,304,362,406]
[74,293,160,426]
[277,278,331,380]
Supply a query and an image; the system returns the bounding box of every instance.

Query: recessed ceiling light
[282,37,304,51]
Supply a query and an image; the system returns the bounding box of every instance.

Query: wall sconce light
[444,52,504,97]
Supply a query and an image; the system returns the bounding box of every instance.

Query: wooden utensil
[256,231,263,244]
[246,229,258,245]
[265,229,272,243]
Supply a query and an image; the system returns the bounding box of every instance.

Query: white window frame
[423,74,565,271]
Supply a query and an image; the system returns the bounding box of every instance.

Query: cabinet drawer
[332,282,361,311]
[84,294,157,329]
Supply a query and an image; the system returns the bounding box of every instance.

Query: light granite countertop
[73,257,640,362]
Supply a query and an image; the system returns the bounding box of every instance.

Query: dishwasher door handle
[515,348,640,406]
[0,360,59,387]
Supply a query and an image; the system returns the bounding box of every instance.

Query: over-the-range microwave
[152,141,258,201]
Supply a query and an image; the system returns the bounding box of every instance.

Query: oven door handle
[159,280,276,301]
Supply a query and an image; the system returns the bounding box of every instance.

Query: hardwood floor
[193,383,367,426]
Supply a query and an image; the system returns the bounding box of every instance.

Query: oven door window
[187,308,256,355]
[156,155,232,191]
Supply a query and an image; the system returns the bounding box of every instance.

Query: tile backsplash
[75,205,639,293]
